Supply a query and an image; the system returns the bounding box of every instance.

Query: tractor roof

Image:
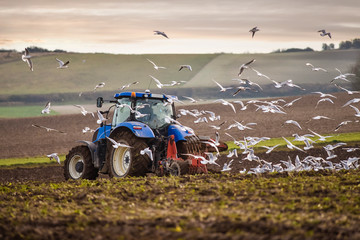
[114,91,177,101]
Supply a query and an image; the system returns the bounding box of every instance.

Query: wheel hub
[75,161,84,173]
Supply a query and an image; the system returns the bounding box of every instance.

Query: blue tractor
[64,90,227,180]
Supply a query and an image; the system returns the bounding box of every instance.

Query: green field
[0,171,359,239]
[0,105,58,118]
[0,156,63,167]
[0,50,359,96]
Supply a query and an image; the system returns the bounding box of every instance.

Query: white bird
[315,98,334,108]
[31,124,66,134]
[283,79,305,90]
[238,59,255,76]
[283,97,302,107]
[335,120,352,131]
[343,147,360,152]
[307,129,332,142]
[47,153,61,164]
[204,152,220,166]
[41,102,51,114]
[227,149,238,158]
[140,147,153,161]
[94,82,105,92]
[282,137,306,152]
[251,68,271,81]
[22,48,33,71]
[261,144,279,154]
[305,63,327,72]
[213,99,236,113]
[334,84,360,95]
[349,105,360,117]
[342,98,360,107]
[232,86,252,96]
[331,68,356,83]
[146,59,166,70]
[153,30,169,39]
[106,136,132,149]
[82,127,95,133]
[238,77,263,90]
[74,105,95,117]
[249,27,259,38]
[324,143,346,160]
[179,65,192,71]
[182,96,198,103]
[221,159,234,172]
[149,75,167,89]
[307,115,334,123]
[318,29,331,38]
[213,79,233,92]
[96,110,108,124]
[312,91,337,98]
[56,58,69,69]
[120,81,139,90]
[284,120,302,129]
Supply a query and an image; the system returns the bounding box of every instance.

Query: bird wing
[106,136,118,146]
[56,58,65,66]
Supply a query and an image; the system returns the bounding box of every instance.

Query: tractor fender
[168,124,194,142]
[93,125,112,142]
[112,121,155,138]
[77,140,100,168]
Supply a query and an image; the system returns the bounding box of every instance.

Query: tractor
[64,90,228,180]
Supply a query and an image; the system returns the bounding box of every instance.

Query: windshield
[112,98,132,127]
[135,98,173,129]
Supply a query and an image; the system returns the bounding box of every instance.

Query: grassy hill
[0,50,359,99]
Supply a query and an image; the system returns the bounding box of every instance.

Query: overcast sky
[1,0,359,54]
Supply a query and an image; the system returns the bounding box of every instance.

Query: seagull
[284,120,302,129]
[82,127,95,133]
[349,105,360,117]
[149,75,166,88]
[22,48,33,71]
[305,63,327,72]
[315,98,334,108]
[106,136,132,149]
[331,68,356,83]
[227,149,238,158]
[120,81,139,90]
[238,59,255,76]
[251,68,271,81]
[283,79,305,90]
[204,152,220,166]
[213,79,233,92]
[74,105,95,117]
[239,78,263,90]
[182,96,198,103]
[140,147,153,161]
[342,98,360,107]
[179,65,192,71]
[318,29,331,38]
[56,58,69,69]
[324,142,347,160]
[308,129,332,142]
[283,97,302,107]
[232,86,252,96]
[312,91,337,98]
[221,159,234,172]
[249,27,259,38]
[213,99,236,113]
[282,137,306,152]
[208,121,227,130]
[343,147,360,152]
[31,124,66,134]
[146,59,166,70]
[307,115,334,123]
[96,110,108,124]
[153,30,169,39]
[334,84,360,95]
[335,120,352,131]
[47,153,61,164]
[93,82,105,92]
[41,102,51,114]
[261,144,280,154]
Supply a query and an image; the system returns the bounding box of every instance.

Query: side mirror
[96,97,104,108]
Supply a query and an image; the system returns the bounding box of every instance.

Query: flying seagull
[120,81,139,90]
[238,59,255,76]
[306,63,327,72]
[153,30,169,39]
[56,58,70,69]
[22,48,33,71]
[213,79,233,92]
[146,59,166,70]
[342,98,360,107]
[214,99,236,113]
[318,29,331,38]
[140,147,154,161]
[96,110,108,124]
[73,105,95,117]
[31,124,66,134]
[334,84,360,95]
[94,82,105,92]
[106,136,132,149]
[249,27,259,38]
[179,65,192,71]
[47,153,61,164]
[41,102,51,114]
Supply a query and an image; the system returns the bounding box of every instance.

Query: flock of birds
[21,30,359,174]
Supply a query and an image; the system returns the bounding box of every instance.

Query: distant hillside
[0,50,359,103]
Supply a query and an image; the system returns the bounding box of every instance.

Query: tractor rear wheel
[64,145,98,180]
[107,130,151,178]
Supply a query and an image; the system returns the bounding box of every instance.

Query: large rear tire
[64,146,98,180]
[106,130,151,178]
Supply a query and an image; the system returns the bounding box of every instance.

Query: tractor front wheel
[64,145,98,180]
